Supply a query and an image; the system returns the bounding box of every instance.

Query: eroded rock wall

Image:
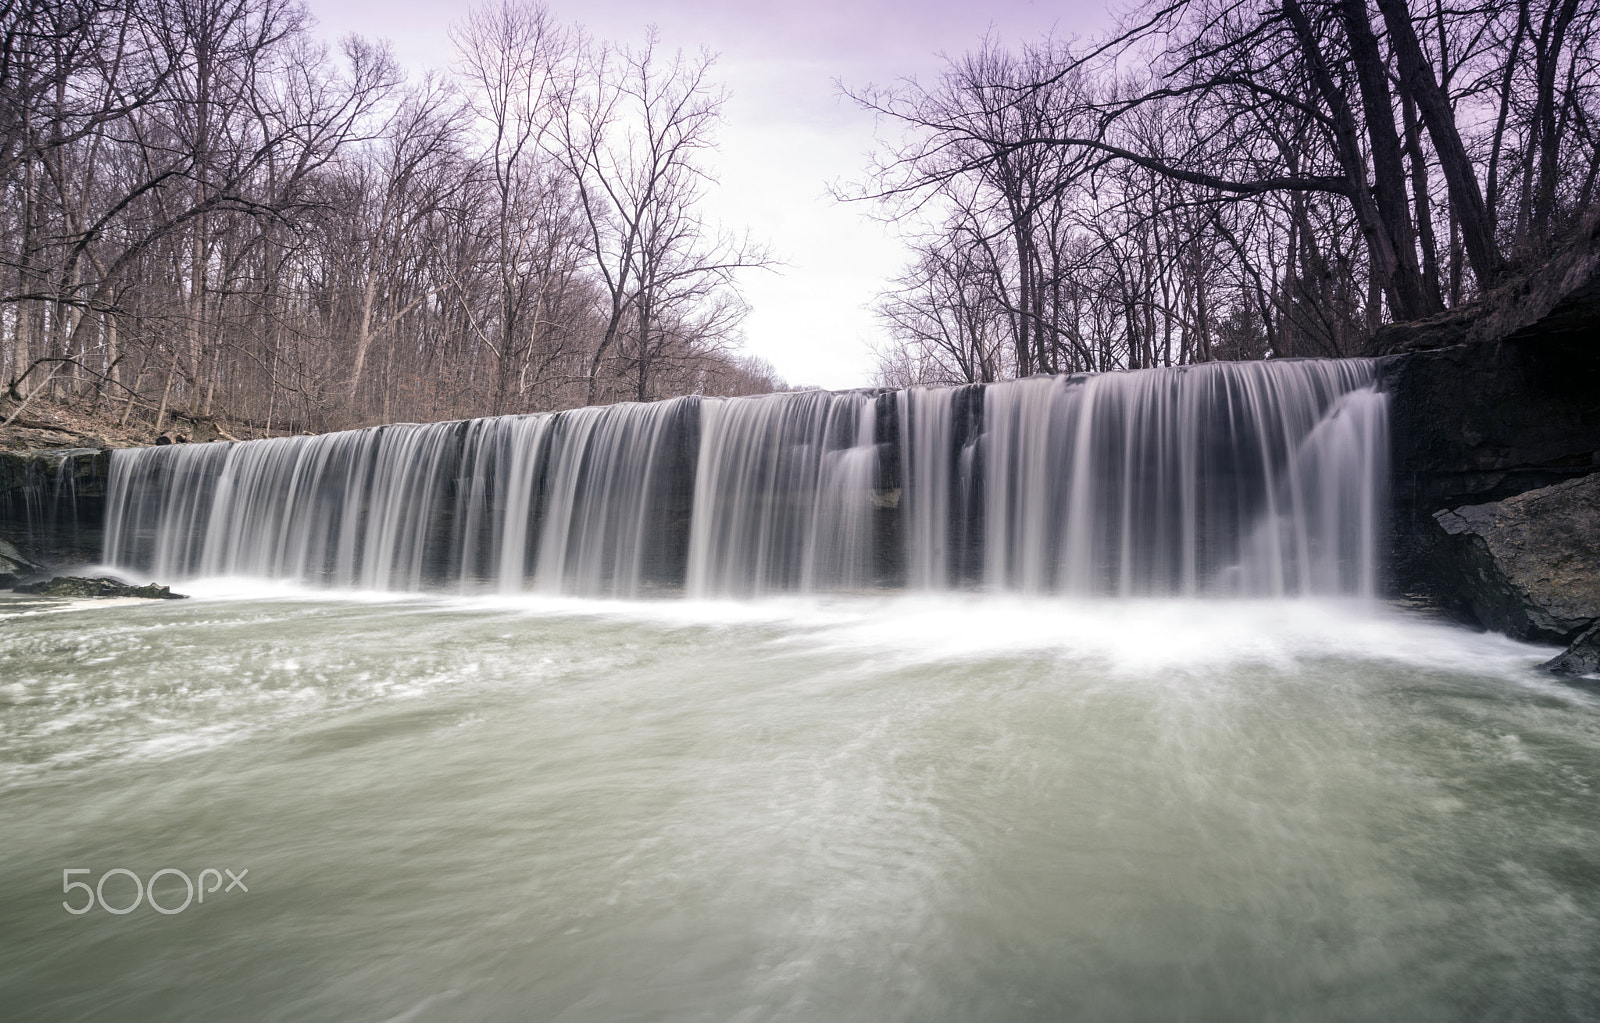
[1378,267,1600,622]
[1377,214,1600,671]
[0,448,110,572]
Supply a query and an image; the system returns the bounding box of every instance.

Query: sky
[311,0,1114,389]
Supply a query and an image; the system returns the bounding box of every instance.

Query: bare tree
[552,28,769,405]
[0,0,778,433]
[848,0,1600,380]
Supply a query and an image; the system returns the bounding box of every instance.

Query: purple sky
[312,0,1114,388]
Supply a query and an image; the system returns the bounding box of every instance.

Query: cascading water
[898,385,961,590]
[102,358,1387,598]
[922,357,1389,597]
[685,389,879,597]
[103,397,698,597]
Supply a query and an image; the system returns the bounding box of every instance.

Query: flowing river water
[2,586,1597,1021]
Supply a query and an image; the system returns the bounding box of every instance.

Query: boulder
[1542,622,1600,678]
[9,575,187,599]
[1432,473,1600,642]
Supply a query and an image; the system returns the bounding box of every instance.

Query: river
[3,586,1596,1021]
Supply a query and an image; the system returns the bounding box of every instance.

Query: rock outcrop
[1431,474,1600,643]
[1542,623,1600,677]
[0,536,40,586]
[1378,213,1600,647]
[9,575,186,599]
[1373,206,1600,357]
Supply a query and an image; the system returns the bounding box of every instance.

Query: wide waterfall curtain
[105,360,1386,599]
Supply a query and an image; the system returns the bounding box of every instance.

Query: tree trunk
[1485,3,1529,234]
[1374,0,1501,288]
[1282,0,1409,320]
[348,275,380,405]
[1401,92,1445,308]
[587,304,625,407]
[1532,0,1582,236]
[1337,0,1436,319]
[635,280,653,403]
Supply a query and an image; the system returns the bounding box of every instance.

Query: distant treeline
[0,0,778,435]
[850,0,1600,385]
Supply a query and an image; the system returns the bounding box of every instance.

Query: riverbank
[0,391,272,452]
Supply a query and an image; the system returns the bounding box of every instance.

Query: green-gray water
[2,587,1597,1021]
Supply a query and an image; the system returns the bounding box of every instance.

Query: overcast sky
[312,0,1112,389]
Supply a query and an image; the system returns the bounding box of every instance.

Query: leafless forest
[0,0,778,436]
[851,0,1600,385]
[3,0,1597,434]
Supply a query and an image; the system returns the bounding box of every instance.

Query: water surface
[2,588,1596,1021]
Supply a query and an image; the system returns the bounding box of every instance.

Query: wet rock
[3,426,82,448]
[0,536,38,578]
[1432,473,1600,642]
[1542,622,1600,677]
[10,575,187,600]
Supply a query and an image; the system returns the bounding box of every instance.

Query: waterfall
[963,358,1387,597]
[103,398,697,596]
[899,386,954,590]
[103,359,1387,599]
[685,390,878,597]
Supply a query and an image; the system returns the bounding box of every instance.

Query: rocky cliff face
[1377,212,1600,672]
[1378,334,1600,614]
